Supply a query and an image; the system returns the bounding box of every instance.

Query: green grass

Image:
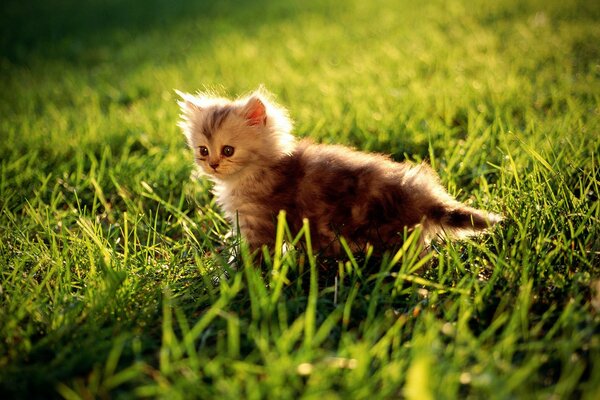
[1,0,599,398]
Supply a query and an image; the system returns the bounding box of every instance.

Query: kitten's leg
[237,217,277,266]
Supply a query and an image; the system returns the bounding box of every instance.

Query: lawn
[1,0,599,398]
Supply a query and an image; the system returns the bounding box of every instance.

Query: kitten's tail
[427,203,503,240]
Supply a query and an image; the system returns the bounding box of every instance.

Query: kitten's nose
[209,162,220,170]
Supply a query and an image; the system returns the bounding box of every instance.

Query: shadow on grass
[0,0,306,65]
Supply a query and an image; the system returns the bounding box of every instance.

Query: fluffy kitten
[177,88,501,256]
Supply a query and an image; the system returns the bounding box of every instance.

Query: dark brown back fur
[236,139,500,255]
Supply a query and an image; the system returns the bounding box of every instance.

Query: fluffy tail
[427,204,503,240]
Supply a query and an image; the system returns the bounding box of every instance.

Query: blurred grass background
[1,0,599,398]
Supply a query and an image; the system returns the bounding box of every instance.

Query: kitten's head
[177,88,295,180]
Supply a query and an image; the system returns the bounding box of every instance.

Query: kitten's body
[178,89,501,256]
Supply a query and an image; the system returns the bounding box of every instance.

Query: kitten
[177,88,501,256]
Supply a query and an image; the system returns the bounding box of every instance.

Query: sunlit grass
[1,0,599,398]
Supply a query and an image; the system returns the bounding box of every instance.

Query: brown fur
[177,88,502,256]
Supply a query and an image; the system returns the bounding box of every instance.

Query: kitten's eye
[222,145,235,157]
[199,146,209,157]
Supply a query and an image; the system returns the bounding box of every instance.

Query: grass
[1,0,599,398]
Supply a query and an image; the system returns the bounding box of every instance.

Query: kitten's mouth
[210,168,239,180]
[209,169,227,177]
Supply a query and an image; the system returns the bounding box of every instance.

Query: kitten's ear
[175,90,202,114]
[243,96,267,126]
